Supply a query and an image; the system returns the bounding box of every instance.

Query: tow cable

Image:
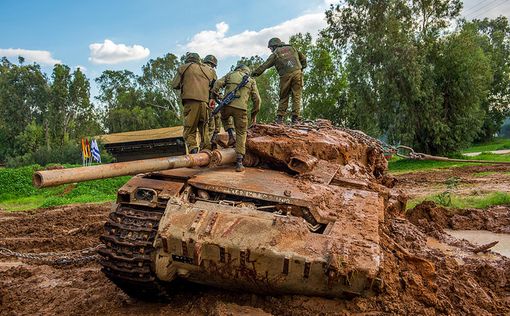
[392,145,510,165]
[0,245,104,266]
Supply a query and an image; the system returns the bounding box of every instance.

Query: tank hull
[99,166,396,298]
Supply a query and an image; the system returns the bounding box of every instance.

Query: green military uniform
[252,38,306,123]
[202,54,233,144]
[213,65,260,171]
[171,53,216,153]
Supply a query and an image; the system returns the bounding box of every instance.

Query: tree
[289,33,349,125]
[95,70,140,111]
[469,16,510,140]
[70,68,101,140]
[0,59,49,158]
[324,0,492,154]
[138,53,181,122]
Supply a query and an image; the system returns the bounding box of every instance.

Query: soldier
[251,37,307,124]
[202,54,234,146]
[213,64,260,172]
[171,52,215,153]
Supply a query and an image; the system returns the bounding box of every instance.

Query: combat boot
[275,115,283,124]
[211,132,219,145]
[291,115,301,124]
[235,154,245,172]
[227,128,236,147]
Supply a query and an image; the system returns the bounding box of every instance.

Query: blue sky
[1,0,508,97]
[0,0,328,79]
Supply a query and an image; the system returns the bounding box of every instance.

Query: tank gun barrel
[33,148,237,188]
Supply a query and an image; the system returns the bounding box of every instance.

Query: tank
[34,120,405,298]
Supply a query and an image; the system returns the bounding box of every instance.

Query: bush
[6,143,82,168]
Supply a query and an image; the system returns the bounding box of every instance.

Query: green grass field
[388,152,510,174]
[0,165,130,211]
[407,191,510,210]
[461,138,510,153]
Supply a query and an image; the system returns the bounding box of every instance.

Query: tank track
[98,204,168,299]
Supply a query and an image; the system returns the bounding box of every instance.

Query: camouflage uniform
[252,38,306,123]
[213,64,260,171]
[172,53,216,153]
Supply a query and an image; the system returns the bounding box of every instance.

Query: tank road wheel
[98,204,168,299]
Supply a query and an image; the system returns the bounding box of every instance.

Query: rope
[394,145,510,165]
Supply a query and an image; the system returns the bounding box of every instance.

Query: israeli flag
[91,139,101,163]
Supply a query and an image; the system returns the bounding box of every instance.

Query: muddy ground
[396,164,510,199]
[1,164,509,315]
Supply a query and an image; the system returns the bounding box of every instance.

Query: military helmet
[185,52,201,63]
[203,55,218,67]
[268,37,283,48]
[235,63,250,73]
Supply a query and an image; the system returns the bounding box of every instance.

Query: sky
[1,0,509,97]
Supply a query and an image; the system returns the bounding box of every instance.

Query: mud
[407,200,510,233]
[396,164,510,199]
[247,121,388,183]
[1,201,508,315]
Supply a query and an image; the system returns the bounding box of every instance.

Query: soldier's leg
[182,100,200,153]
[198,101,211,150]
[220,108,236,146]
[232,108,247,172]
[207,108,215,138]
[290,71,304,119]
[214,114,221,133]
[232,108,248,156]
[277,74,293,117]
[223,116,234,131]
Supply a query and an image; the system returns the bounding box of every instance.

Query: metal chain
[0,244,105,266]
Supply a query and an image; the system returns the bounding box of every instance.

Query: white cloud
[185,13,327,59]
[74,65,87,73]
[0,48,61,65]
[324,0,338,6]
[89,39,150,64]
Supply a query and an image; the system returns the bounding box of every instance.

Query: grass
[388,152,510,174]
[472,171,497,177]
[0,165,130,211]
[462,138,510,153]
[408,191,510,210]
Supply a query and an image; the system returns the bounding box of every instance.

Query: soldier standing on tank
[251,37,307,124]
[172,52,216,154]
[212,64,260,172]
[203,55,234,146]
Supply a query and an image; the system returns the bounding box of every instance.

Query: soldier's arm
[249,80,261,126]
[212,75,227,97]
[298,50,307,69]
[251,54,276,77]
[171,70,182,90]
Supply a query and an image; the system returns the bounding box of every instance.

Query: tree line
[0,0,509,166]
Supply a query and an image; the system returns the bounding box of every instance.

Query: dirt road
[1,165,509,315]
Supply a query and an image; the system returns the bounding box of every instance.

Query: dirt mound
[1,202,509,315]
[407,201,510,233]
[247,121,389,182]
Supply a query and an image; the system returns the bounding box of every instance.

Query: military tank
[34,120,405,298]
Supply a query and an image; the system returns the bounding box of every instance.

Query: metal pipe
[33,148,237,188]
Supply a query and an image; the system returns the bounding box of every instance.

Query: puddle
[445,229,510,258]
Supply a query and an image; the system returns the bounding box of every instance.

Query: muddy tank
[34,120,406,298]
